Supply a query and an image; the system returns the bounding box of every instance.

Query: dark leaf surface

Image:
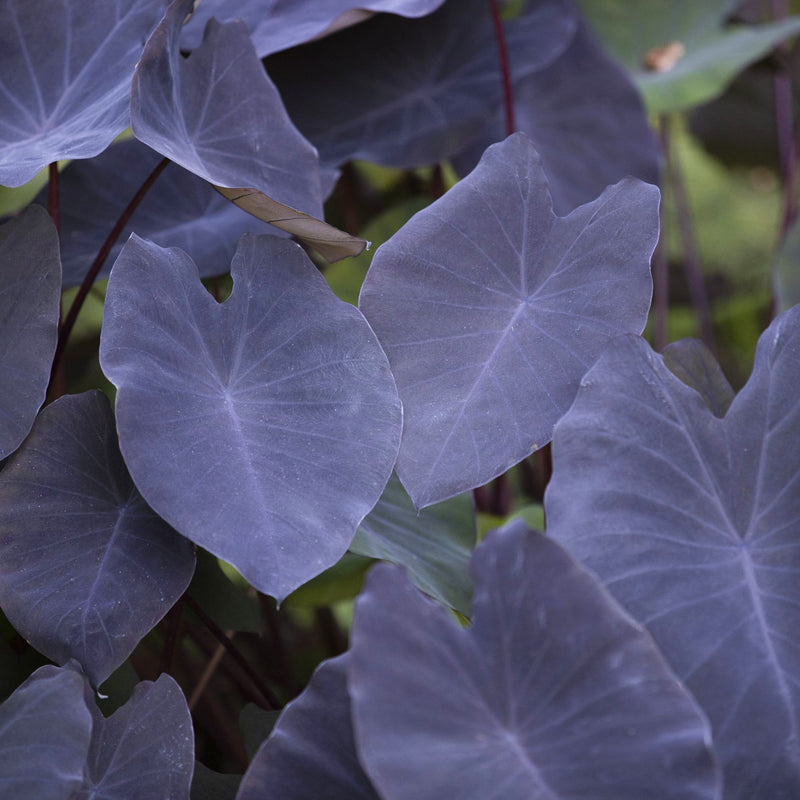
[131,0,319,215]
[0,0,166,186]
[360,133,658,507]
[351,473,475,614]
[0,663,91,800]
[237,654,379,800]
[100,234,402,601]
[36,140,276,288]
[267,0,576,169]
[0,391,195,687]
[181,0,449,56]
[546,305,800,798]
[348,521,720,800]
[132,0,363,259]
[452,20,661,215]
[0,206,61,460]
[82,673,194,800]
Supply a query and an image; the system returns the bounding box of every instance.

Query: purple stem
[184,594,279,710]
[663,115,716,353]
[772,0,797,241]
[653,118,670,352]
[488,0,516,136]
[49,156,170,394]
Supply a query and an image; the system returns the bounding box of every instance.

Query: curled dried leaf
[215,185,368,262]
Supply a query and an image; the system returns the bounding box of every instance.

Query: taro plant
[0,0,798,798]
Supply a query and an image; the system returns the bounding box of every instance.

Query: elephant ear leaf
[0,391,195,687]
[131,0,365,261]
[0,206,61,461]
[347,521,720,799]
[546,305,800,799]
[0,0,165,186]
[100,234,402,602]
[82,674,194,800]
[0,663,92,799]
[237,655,379,800]
[360,132,658,508]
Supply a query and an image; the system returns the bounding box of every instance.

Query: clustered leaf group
[0,0,797,798]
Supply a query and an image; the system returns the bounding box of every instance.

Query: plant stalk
[48,156,170,394]
[184,594,279,709]
[662,114,716,353]
[489,0,516,136]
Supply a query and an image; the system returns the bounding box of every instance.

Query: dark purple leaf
[349,520,720,799]
[100,234,402,601]
[545,305,800,799]
[237,655,379,800]
[452,20,661,215]
[0,0,166,186]
[82,673,194,799]
[33,140,276,288]
[359,133,658,507]
[351,473,475,614]
[0,391,195,687]
[181,0,449,57]
[0,206,61,460]
[0,663,91,800]
[132,0,318,215]
[131,0,363,260]
[266,0,576,169]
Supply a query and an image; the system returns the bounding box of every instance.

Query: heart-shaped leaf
[348,520,720,799]
[0,663,92,800]
[34,139,277,288]
[82,673,194,799]
[0,0,166,186]
[359,133,659,507]
[0,206,61,460]
[545,305,800,798]
[237,654,380,800]
[266,0,576,170]
[351,473,475,614]
[452,19,661,215]
[181,0,449,57]
[0,391,195,687]
[100,234,402,601]
[131,0,364,261]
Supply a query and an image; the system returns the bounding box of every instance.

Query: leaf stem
[488,0,516,136]
[662,114,716,353]
[183,594,279,709]
[772,0,797,242]
[48,155,170,394]
[653,117,670,351]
